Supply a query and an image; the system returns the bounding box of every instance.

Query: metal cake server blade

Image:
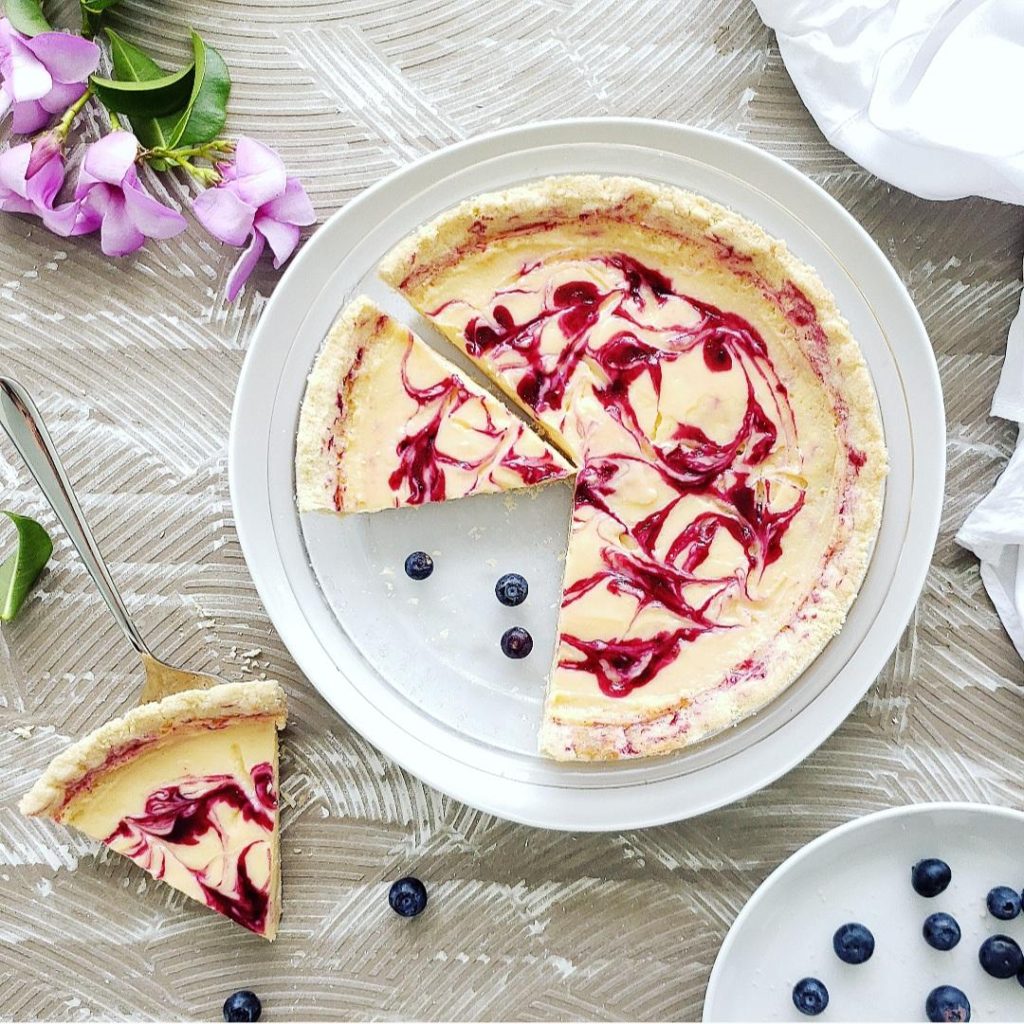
[0,376,222,704]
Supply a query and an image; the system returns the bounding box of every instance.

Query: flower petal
[0,142,31,197]
[23,33,100,84]
[232,137,286,207]
[25,155,64,208]
[82,132,138,186]
[225,229,266,301]
[122,184,187,240]
[43,198,98,236]
[193,184,256,246]
[254,213,300,268]
[39,78,85,114]
[7,35,51,101]
[11,97,50,133]
[261,176,315,226]
[98,190,145,256]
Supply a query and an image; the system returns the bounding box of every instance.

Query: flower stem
[55,87,94,141]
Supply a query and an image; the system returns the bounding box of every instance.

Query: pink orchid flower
[192,137,314,301]
[0,18,99,134]
[60,131,188,256]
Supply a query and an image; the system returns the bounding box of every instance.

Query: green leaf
[163,31,231,148]
[81,0,122,12]
[91,62,195,118]
[6,0,52,36]
[0,511,53,623]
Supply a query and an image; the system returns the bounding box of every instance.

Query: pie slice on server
[296,295,572,515]
[20,682,287,938]
[379,175,887,760]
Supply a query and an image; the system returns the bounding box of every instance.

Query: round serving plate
[228,118,944,831]
[703,803,1024,1021]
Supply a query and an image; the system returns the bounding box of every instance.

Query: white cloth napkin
[753,0,1024,203]
[755,0,1024,655]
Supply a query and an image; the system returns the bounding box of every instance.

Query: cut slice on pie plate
[295,295,572,515]
[379,174,887,761]
[20,681,287,939]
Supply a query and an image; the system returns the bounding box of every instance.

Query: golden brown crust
[380,174,888,761]
[19,681,288,819]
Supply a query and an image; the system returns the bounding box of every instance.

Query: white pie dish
[703,803,1024,1022]
[228,118,944,831]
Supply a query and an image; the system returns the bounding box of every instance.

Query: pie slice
[20,681,288,938]
[380,175,887,760]
[296,295,572,515]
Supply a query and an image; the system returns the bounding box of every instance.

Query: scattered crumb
[239,648,262,659]
[12,726,34,739]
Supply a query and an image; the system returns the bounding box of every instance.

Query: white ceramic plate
[228,118,944,831]
[704,803,1024,1022]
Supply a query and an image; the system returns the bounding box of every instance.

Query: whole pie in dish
[296,295,572,515]
[376,175,887,760]
[20,681,287,938]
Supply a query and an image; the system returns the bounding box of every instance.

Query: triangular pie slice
[20,681,287,938]
[380,175,887,760]
[296,295,572,515]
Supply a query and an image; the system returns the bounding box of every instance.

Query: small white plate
[229,119,944,831]
[704,803,1024,1022]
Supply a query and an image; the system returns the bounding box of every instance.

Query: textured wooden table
[1,1,1023,1020]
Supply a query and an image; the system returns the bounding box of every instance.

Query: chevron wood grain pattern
[1,0,1023,1019]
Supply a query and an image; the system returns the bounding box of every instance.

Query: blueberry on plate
[500,626,533,659]
[833,922,875,964]
[987,885,1022,921]
[978,934,1024,978]
[495,572,528,606]
[404,551,434,580]
[223,991,262,1023]
[792,978,829,1016]
[388,876,428,918]
[923,912,961,951]
[912,858,952,897]
[925,985,970,1023]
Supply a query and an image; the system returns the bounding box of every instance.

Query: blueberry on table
[404,551,434,580]
[223,991,262,1023]
[978,934,1024,978]
[495,572,529,606]
[923,912,961,951]
[926,985,970,1023]
[833,922,875,964]
[388,876,428,918]
[501,626,534,659]
[986,885,1022,921]
[792,978,829,1016]
[912,858,952,897]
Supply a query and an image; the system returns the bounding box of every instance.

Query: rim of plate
[229,118,945,831]
[701,802,1024,1020]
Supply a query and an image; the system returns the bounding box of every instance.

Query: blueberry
[500,626,533,659]
[926,985,970,1022]
[223,991,262,1023]
[979,934,1024,978]
[495,572,529,606]
[388,876,428,918]
[833,922,875,964]
[987,885,1022,921]
[404,551,433,580]
[923,912,961,951]
[792,978,829,1016]
[912,858,952,897]
[1017,964,1024,989]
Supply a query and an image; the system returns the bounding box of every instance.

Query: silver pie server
[0,376,221,704]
